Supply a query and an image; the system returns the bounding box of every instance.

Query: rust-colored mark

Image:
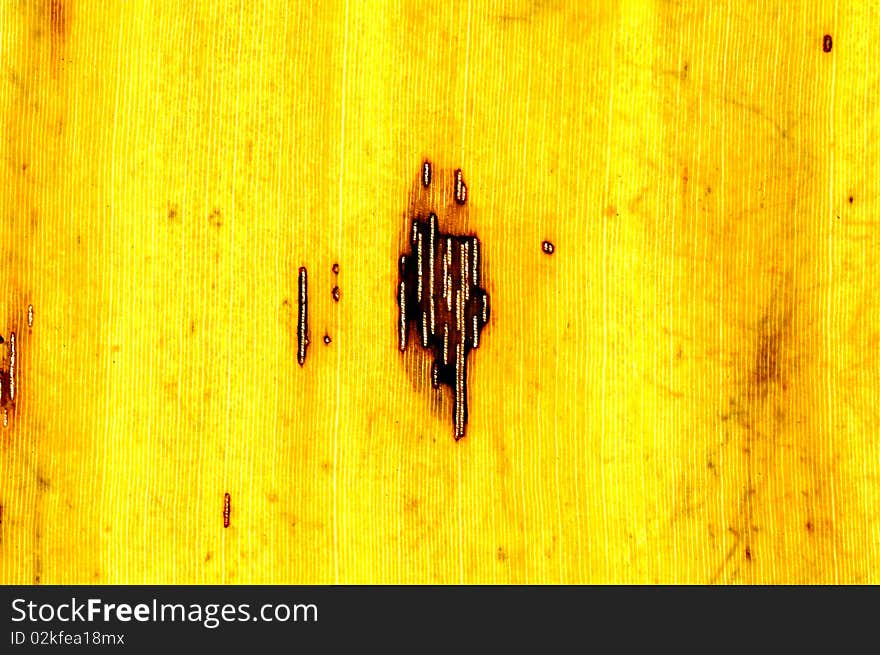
[50,0,66,37]
[297,267,309,366]
[331,262,340,275]
[542,240,555,255]
[823,34,833,53]
[0,332,16,428]
[454,169,468,205]
[223,492,231,528]
[48,0,68,78]
[398,165,490,440]
[331,286,340,302]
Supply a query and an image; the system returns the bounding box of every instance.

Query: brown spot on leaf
[50,1,66,38]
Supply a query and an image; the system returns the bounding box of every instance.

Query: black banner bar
[0,585,871,651]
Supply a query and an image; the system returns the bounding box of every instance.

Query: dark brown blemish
[47,0,67,76]
[297,267,309,366]
[541,240,555,255]
[753,321,781,388]
[331,286,340,302]
[223,492,231,528]
[332,262,339,275]
[806,520,814,532]
[454,169,468,205]
[848,195,854,204]
[323,334,331,345]
[168,204,178,221]
[0,332,17,428]
[50,0,66,38]
[744,546,752,561]
[208,208,223,228]
[398,195,490,440]
[823,34,833,53]
[750,309,792,400]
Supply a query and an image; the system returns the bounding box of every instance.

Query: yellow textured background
[1,0,878,584]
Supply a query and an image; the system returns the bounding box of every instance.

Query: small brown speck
[332,263,339,275]
[331,286,340,302]
[323,334,331,345]
[745,546,752,560]
[848,196,854,204]
[541,240,555,255]
[823,34,833,53]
